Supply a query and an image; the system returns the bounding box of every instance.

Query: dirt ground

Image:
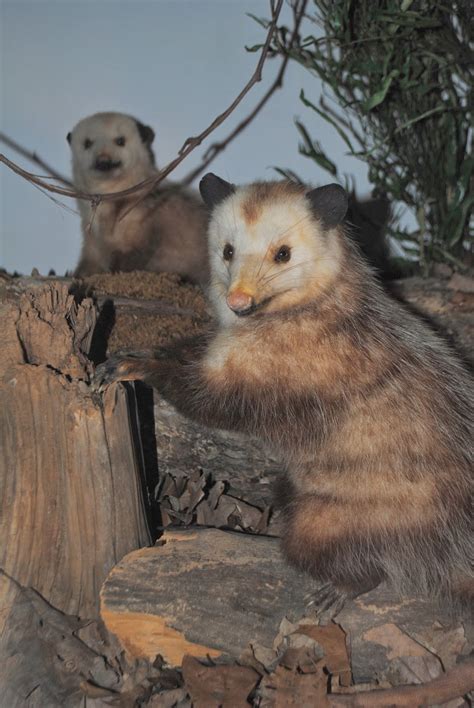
[76,268,474,365]
[81,271,211,353]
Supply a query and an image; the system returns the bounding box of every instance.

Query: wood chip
[259,664,329,707]
[295,623,352,686]
[182,655,260,708]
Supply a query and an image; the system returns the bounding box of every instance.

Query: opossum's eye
[223,243,234,261]
[83,138,93,150]
[274,245,291,263]
[115,136,126,147]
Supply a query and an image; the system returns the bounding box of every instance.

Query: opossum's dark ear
[136,121,155,145]
[306,183,348,228]
[199,173,235,209]
[66,132,72,144]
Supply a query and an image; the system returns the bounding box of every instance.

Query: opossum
[95,173,473,609]
[68,112,209,284]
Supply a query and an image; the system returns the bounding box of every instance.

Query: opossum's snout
[94,156,123,172]
[226,289,255,316]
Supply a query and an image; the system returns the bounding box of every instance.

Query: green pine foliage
[272,0,473,269]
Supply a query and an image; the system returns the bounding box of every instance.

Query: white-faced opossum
[95,173,473,609]
[68,112,209,284]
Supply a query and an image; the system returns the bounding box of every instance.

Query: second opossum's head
[67,112,155,190]
[199,173,348,327]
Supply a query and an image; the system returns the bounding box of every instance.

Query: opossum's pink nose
[226,289,254,314]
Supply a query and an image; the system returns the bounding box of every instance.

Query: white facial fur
[69,112,155,192]
[207,187,342,327]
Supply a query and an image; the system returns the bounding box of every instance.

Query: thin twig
[178,0,285,157]
[122,0,285,215]
[0,132,73,187]
[0,0,284,212]
[328,658,474,707]
[182,0,309,186]
[0,153,90,199]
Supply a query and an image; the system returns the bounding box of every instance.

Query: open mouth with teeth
[94,159,123,172]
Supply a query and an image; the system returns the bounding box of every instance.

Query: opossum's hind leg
[93,350,155,391]
[305,582,348,622]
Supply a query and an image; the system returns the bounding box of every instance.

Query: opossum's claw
[92,351,149,392]
[306,582,347,623]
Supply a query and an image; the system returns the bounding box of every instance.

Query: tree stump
[0,283,151,618]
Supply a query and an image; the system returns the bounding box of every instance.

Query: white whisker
[261,262,306,286]
[255,214,312,280]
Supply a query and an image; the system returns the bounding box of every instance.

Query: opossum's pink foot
[305,583,348,623]
[93,351,151,391]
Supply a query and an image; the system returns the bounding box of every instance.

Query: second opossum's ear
[199,173,235,209]
[66,132,72,144]
[135,121,155,145]
[306,183,348,228]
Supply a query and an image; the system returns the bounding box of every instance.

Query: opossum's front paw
[93,351,151,392]
[305,582,347,623]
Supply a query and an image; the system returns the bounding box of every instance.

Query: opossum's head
[200,174,348,327]
[67,112,155,190]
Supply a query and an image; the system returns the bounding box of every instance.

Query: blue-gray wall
[1,0,370,275]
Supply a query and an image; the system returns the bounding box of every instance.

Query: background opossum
[95,173,473,610]
[68,112,209,284]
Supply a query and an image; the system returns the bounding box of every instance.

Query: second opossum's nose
[226,289,254,315]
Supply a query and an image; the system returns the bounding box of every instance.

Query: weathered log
[153,395,282,510]
[100,527,318,665]
[100,527,473,683]
[0,283,151,618]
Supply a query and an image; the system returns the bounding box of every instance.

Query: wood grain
[0,283,151,618]
[100,528,319,664]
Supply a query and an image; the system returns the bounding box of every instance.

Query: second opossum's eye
[115,136,126,146]
[223,243,234,261]
[83,138,93,150]
[274,245,291,263]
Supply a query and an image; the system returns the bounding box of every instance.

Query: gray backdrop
[1,0,370,275]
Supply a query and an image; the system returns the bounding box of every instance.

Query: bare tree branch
[328,659,474,707]
[0,153,90,199]
[0,132,73,188]
[178,0,285,157]
[0,0,284,213]
[122,0,285,216]
[182,0,309,186]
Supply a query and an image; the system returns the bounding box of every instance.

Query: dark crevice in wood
[87,298,116,366]
[15,328,29,364]
[125,381,162,540]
